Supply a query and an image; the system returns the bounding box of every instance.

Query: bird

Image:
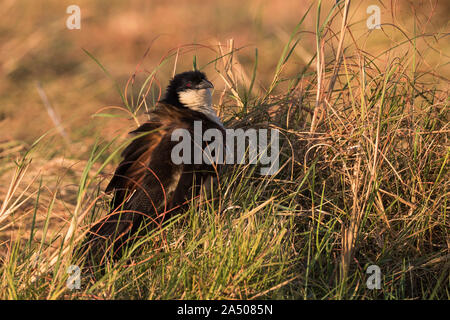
[82,70,225,266]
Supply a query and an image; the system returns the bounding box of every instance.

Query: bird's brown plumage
[84,101,225,264]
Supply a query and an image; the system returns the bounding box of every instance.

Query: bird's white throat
[178,88,222,126]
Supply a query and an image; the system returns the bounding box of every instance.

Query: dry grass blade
[0,159,36,227]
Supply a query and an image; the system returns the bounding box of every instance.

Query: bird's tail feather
[80,209,145,270]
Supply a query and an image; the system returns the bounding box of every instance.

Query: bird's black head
[162,70,214,110]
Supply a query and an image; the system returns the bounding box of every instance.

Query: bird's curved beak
[197,79,214,90]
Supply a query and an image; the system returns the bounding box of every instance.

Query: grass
[0,1,449,299]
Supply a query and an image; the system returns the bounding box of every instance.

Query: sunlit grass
[0,0,448,300]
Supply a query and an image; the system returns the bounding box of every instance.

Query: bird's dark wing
[84,104,191,262]
[105,103,198,209]
[84,103,224,264]
[104,120,163,209]
[85,130,186,263]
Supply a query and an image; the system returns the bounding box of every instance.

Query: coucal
[83,70,225,265]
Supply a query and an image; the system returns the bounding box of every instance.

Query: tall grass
[0,1,448,299]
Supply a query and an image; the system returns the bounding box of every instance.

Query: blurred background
[0,0,448,149]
